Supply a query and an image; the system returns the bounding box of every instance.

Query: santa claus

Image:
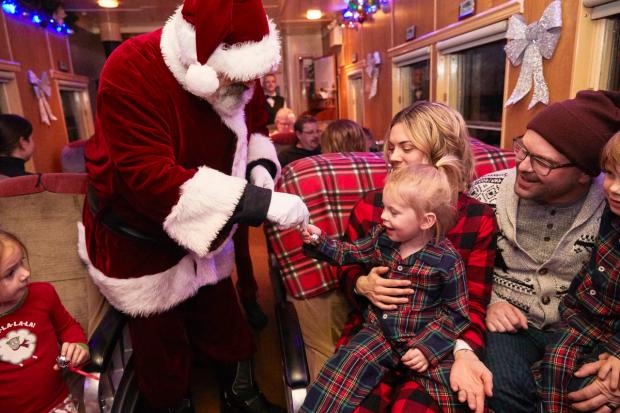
[81,0,308,412]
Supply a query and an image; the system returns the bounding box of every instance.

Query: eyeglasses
[513,138,575,177]
[301,128,320,135]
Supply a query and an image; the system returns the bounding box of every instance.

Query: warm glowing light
[97,0,119,8]
[306,8,322,20]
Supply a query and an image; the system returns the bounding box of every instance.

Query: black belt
[86,186,173,245]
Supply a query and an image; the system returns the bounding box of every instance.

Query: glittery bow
[504,0,562,109]
[28,70,58,125]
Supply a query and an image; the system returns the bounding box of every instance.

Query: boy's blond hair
[0,230,27,271]
[601,131,620,171]
[385,101,473,191]
[383,158,460,240]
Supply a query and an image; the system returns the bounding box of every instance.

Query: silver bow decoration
[365,51,381,99]
[504,0,562,109]
[28,70,58,125]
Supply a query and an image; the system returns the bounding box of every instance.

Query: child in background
[299,161,470,413]
[0,230,89,413]
[541,132,620,413]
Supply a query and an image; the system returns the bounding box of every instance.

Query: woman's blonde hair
[383,157,460,240]
[601,131,620,172]
[320,119,368,153]
[385,101,474,191]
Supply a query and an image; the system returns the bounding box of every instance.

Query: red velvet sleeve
[246,80,269,137]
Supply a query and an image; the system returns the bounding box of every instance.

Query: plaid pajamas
[541,207,620,413]
[301,232,470,413]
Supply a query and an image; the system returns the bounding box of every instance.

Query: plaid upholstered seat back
[265,152,388,299]
[265,140,515,299]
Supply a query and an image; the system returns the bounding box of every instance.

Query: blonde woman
[339,101,497,413]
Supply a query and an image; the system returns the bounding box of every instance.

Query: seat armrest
[85,307,125,372]
[275,301,309,388]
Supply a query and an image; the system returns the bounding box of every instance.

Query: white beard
[207,83,255,118]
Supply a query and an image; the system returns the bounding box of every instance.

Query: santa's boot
[218,360,285,413]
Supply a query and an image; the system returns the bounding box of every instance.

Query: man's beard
[207,82,255,117]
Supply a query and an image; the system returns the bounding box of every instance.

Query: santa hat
[161,0,281,98]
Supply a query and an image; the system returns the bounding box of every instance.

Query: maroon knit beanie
[527,90,620,176]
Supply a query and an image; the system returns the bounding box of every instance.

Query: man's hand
[266,192,309,229]
[485,301,528,333]
[569,353,620,412]
[401,348,429,372]
[355,266,413,310]
[450,350,493,413]
[250,165,275,191]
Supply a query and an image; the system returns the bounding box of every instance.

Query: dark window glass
[453,40,506,146]
[604,16,620,91]
[60,90,80,142]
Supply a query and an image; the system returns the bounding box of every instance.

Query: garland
[1,0,77,36]
[341,0,390,29]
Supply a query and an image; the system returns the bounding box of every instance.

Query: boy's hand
[598,354,620,391]
[301,224,322,244]
[402,347,429,372]
[54,342,90,370]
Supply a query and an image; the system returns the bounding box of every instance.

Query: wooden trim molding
[343,60,366,75]
[0,59,21,73]
[50,70,89,86]
[387,0,523,59]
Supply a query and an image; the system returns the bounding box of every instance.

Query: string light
[341,0,390,29]
[1,0,75,36]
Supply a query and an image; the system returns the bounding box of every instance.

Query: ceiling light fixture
[306,8,322,20]
[97,0,119,9]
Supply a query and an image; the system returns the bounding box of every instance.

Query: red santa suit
[80,1,284,408]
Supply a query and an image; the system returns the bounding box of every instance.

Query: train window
[448,40,506,147]
[600,15,620,90]
[0,83,8,114]
[400,60,430,108]
[58,87,93,142]
[0,71,21,115]
[347,72,364,124]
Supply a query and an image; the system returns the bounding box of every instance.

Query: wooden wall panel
[6,16,69,172]
[393,0,435,46]
[47,32,72,73]
[338,66,349,119]
[342,25,362,66]
[502,0,580,146]
[436,0,509,30]
[361,10,392,138]
[0,13,12,61]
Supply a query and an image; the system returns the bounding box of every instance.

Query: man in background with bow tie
[263,73,286,125]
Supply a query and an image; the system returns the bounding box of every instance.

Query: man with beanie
[81,1,308,412]
[466,89,620,413]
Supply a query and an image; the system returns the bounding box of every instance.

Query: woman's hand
[54,342,90,370]
[401,348,429,372]
[449,350,493,413]
[301,224,322,244]
[569,353,620,412]
[354,266,413,310]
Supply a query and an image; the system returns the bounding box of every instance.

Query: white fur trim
[185,63,219,97]
[77,223,235,317]
[207,19,281,81]
[160,7,281,96]
[163,167,246,257]
[248,133,281,181]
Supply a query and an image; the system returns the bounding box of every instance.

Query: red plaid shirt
[308,227,470,365]
[340,192,497,353]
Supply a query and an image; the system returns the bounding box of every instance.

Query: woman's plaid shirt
[308,226,470,365]
[561,205,620,357]
[340,192,497,353]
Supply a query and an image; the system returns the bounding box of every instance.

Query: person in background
[278,115,321,168]
[0,114,34,178]
[468,90,620,413]
[363,127,379,152]
[271,107,296,135]
[320,119,368,154]
[541,131,620,413]
[263,73,286,125]
[0,230,89,413]
[300,161,470,413]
